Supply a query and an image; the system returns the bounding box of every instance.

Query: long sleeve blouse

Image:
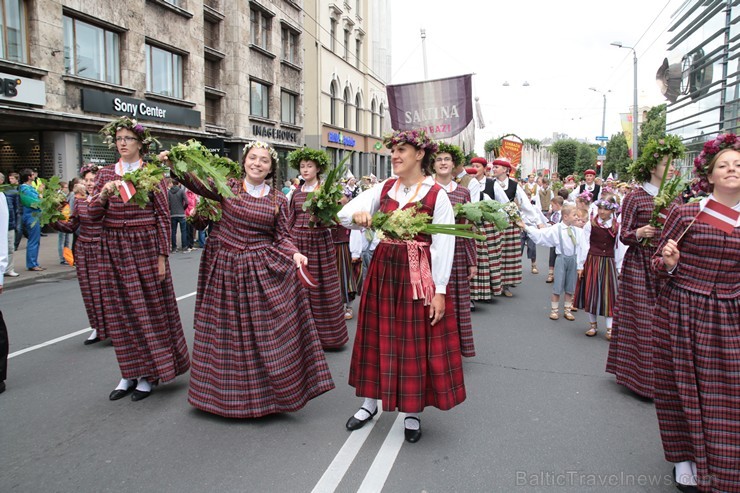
[525,222,588,269]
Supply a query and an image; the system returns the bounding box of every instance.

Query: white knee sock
[588,313,597,323]
[606,317,613,329]
[404,412,421,430]
[551,302,559,311]
[135,379,152,393]
[87,329,98,340]
[674,461,696,485]
[353,398,378,420]
[564,301,573,311]
[115,378,134,391]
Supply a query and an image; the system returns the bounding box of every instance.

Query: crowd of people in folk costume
[0,116,737,491]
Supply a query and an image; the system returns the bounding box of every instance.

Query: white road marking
[311,405,383,493]
[357,413,406,493]
[8,291,197,359]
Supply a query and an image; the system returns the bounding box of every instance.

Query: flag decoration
[117,181,137,204]
[297,264,320,289]
[656,207,670,225]
[695,198,740,234]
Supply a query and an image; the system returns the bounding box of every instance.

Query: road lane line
[8,291,197,359]
[357,413,406,493]
[311,404,383,493]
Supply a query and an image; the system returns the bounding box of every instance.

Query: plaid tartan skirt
[470,222,503,300]
[574,254,618,317]
[500,225,523,286]
[653,284,740,493]
[99,227,190,383]
[349,242,467,413]
[74,240,106,339]
[293,228,348,349]
[335,242,357,305]
[449,239,475,357]
[606,245,660,398]
[188,243,335,418]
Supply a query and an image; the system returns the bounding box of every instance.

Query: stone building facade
[0,0,304,180]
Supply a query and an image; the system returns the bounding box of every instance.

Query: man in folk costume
[490,158,546,296]
[521,173,542,273]
[569,168,601,201]
[452,158,481,204]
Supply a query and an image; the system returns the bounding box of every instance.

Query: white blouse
[493,177,547,226]
[458,170,481,203]
[338,176,455,294]
[243,180,270,198]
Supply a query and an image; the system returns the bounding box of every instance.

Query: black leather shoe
[131,389,152,402]
[404,417,422,443]
[84,337,101,346]
[109,380,137,401]
[346,406,378,430]
[673,467,699,493]
[470,301,476,312]
[0,381,6,394]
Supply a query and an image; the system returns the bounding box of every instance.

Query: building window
[204,58,219,88]
[281,90,296,125]
[146,44,183,98]
[371,99,377,136]
[205,96,221,125]
[0,0,28,63]
[164,0,181,6]
[329,17,337,52]
[330,82,338,125]
[63,16,120,84]
[344,87,352,130]
[355,38,361,68]
[379,102,385,134]
[282,27,297,64]
[204,19,218,48]
[250,80,269,118]
[356,0,360,14]
[343,29,350,60]
[250,8,271,50]
[355,93,362,133]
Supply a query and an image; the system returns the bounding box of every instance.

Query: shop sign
[81,89,201,127]
[201,138,229,157]
[0,72,45,106]
[328,131,356,147]
[252,125,298,143]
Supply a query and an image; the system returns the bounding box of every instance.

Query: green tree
[604,132,631,178]
[483,137,501,158]
[637,104,667,158]
[524,138,542,150]
[575,143,598,174]
[549,139,579,177]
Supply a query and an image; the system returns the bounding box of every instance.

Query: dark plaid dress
[651,202,740,493]
[290,190,348,349]
[90,166,190,384]
[349,179,466,413]
[606,187,667,398]
[54,198,106,339]
[183,178,335,418]
[443,183,476,357]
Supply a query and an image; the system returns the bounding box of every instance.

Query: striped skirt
[653,284,740,493]
[574,254,618,317]
[448,239,475,357]
[471,222,503,300]
[500,225,523,286]
[335,242,357,305]
[293,228,348,349]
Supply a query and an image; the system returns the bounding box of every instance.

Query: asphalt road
[0,247,678,492]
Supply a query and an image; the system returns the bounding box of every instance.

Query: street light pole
[611,42,639,164]
[589,87,609,178]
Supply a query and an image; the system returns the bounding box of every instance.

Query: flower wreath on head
[627,134,685,183]
[383,129,439,154]
[243,141,279,165]
[577,190,593,203]
[594,198,619,211]
[435,142,464,167]
[286,147,330,173]
[79,164,100,177]
[693,133,740,193]
[99,116,159,152]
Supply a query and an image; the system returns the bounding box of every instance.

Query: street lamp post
[611,42,638,164]
[589,87,610,178]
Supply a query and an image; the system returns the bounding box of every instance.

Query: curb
[4,270,78,291]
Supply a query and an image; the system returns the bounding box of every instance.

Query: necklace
[394,177,425,203]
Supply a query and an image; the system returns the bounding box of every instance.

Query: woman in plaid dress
[288,148,348,349]
[434,142,476,357]
[338,130,466,443]
[52,165,106,345]
[606,138,684,399]
[163,142,334,418]
[91,118,190,402]
[652,139,740,492]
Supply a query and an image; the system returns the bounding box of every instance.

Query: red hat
[470,157,487,165]
[491,158,512,170]
[584,169,596,176]
[465,167,478,175]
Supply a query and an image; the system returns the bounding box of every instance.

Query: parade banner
[499,137,524,169]
[386,74,473,139]
[620,113,634,158]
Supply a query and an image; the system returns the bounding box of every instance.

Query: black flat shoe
[673,467,699,493]
[404,416,422,443]
[109,380,137,401]
[346,406,378,431]
[470,301,476,312]
[131,389,152,402]
[83,337,101,346]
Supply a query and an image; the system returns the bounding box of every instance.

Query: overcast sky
[389,0,684,153]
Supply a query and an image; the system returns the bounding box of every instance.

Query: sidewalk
[4,232,78,290]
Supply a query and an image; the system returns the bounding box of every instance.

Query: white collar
[244,180,267,192]
[436,179,457,193]
[642,181,659,197]
[302,181,319,192]
[496,177,509,190]
[116,159,142,176]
